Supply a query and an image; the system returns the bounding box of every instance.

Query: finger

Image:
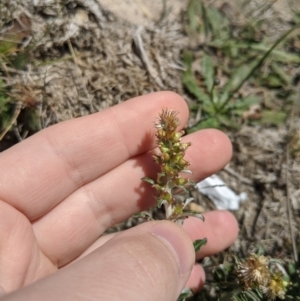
[3,221,195,301]
[0,92,189,220]
[182,211,239,260]
[186,264,205,292]
[70,210,238,263]
[183,211,239,292]
[0,201,55,293]
[33,130,232,266]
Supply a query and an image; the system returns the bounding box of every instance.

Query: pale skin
[0,91,238,301]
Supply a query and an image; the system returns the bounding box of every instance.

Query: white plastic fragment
[196,174,247,210]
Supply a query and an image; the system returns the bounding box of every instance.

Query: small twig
[13,125,28,141]
[133,26,164,88]
[199,184,225,189]
[158,0,168,24]
[13,125,23,142]
[224,165,253,185]
[67,39,79,66]
[2,66,39,75]
[67,40,93,110]
[132,0,153,20]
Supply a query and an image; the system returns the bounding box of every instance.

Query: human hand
[0,92,238,301]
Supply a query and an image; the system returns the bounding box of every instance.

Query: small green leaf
[271,62,291,85]
[0,83,14,132]
[132,211,153,221]
[240,290,261,301]
[157,198,168,208]
[24,108,40,132]
[177,288,193,301]
[182,50,193,66]
[141,177,155,185]
[288,262,296,275]
[201,55,215,92]
[188,117,220,132]
[259,110,286,126]
[0,40,17,55]
[182,51,210,105]
[176,211,205,221]
[180,169,192,174]
[186,0,203,33]
[193,238,207,252]
[261,74,283,88]
[11,51,30,70]
[209,41,300,63]
[206,7,227,36]
[220,61,257,104]
[231,95,261,111]
[183,197,194,209]
[217,114,240,130]
[171,211,204,224]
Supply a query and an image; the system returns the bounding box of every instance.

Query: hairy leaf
[193,238,207,252]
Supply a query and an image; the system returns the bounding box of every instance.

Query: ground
[0,0,300,300]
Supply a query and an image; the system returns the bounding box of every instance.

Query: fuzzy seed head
[155,109,179,133]
[236,254,288,300]
[236,254,270,288]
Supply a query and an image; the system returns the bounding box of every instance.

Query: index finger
[0,92,189,220]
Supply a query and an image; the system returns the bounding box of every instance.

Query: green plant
[285,260,300,300]
[0,78,13,139]
[0,13,39,141]
[139,109,294,301]
[142,109,205,224]
[183,0,300,131]
[235,254,288,300]
[0,80,41,140]
[195,253,289,301]
[0,27,48,138]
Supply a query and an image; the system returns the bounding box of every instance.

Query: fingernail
[151,222,193,275]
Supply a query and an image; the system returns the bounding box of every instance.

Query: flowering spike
[155,109,179,133]
[142,108,201,224]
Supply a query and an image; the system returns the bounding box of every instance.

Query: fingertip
[208,210,239,245]
[186,129,232,179]
[214,129,233,159]
[183,210,239,259]
[186,264,206,292]
[213,129,233,162]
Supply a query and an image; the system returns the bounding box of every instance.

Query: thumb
[3,221,195,301]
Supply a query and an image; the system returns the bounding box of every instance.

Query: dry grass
[1,0,300,299]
